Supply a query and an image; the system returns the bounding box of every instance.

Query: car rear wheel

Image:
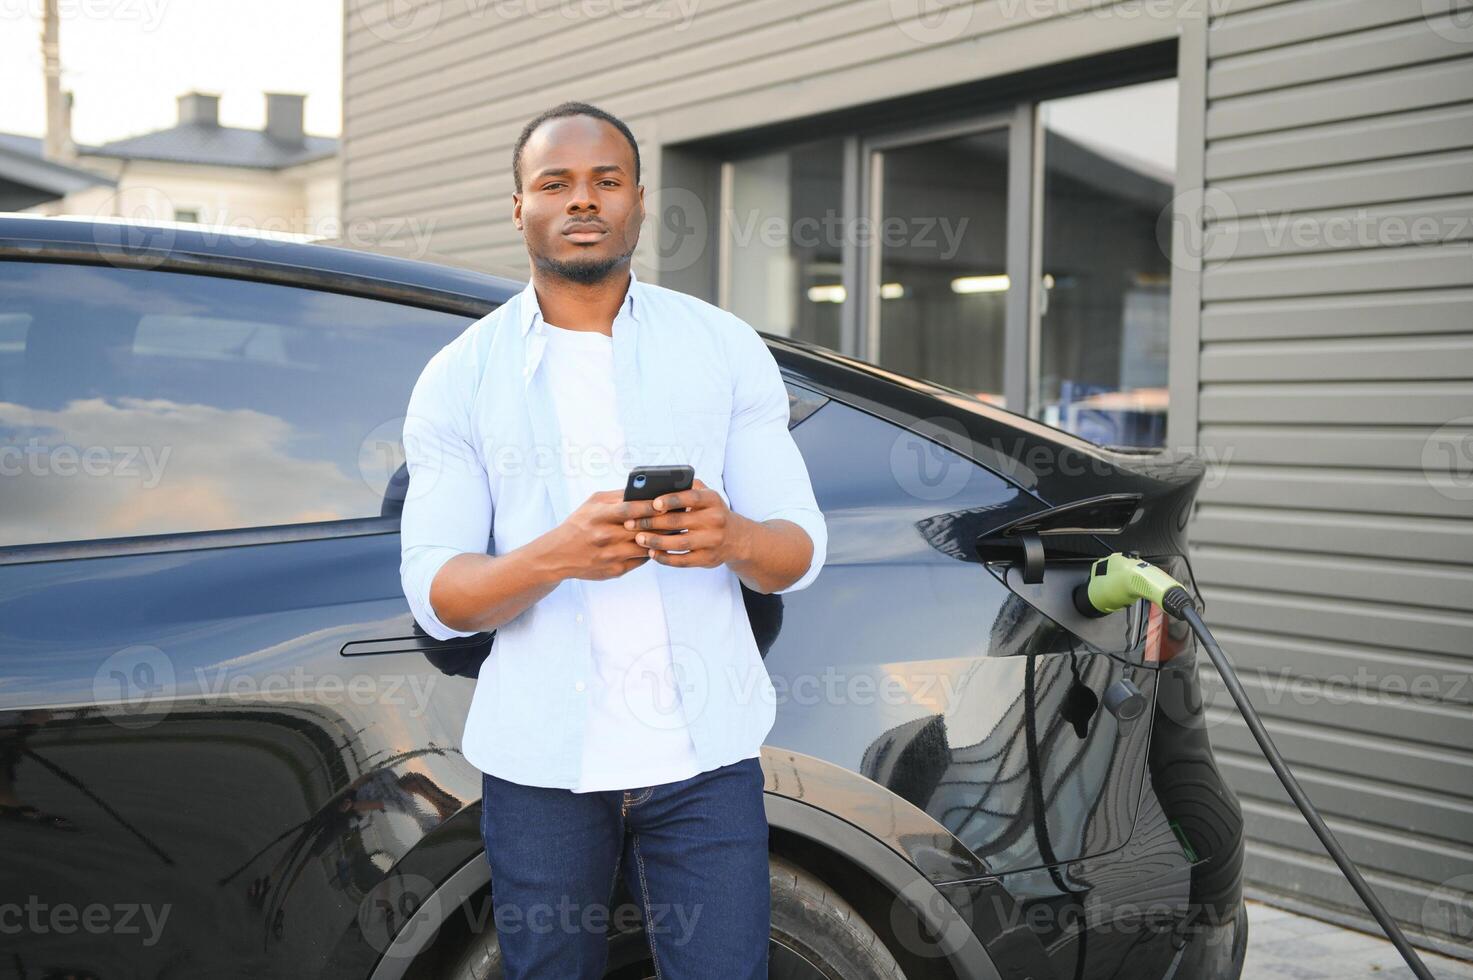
[443,854,907,979]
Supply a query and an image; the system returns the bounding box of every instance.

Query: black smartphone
[623,465,694,536]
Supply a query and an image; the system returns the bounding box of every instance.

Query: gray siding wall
[1195,0,1473,955]
[340,0,1174,277]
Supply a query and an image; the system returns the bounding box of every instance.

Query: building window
[720,139,844,352]
[873,126,1010,404]
[714,68,1179,447]
[1037,78,1178,447]
[173,208,201,223]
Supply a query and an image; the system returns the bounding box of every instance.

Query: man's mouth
[563,223,608,242]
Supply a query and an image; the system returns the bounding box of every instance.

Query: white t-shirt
[540,321,703,793]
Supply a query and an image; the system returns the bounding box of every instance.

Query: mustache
[563,218,609,232]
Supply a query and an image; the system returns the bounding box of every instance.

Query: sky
[0,1,342,144]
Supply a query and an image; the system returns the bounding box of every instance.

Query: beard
[530,240,634,286]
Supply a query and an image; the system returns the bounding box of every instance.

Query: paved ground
[1244,900,1473,979]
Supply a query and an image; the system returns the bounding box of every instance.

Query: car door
[762,391,1156,877]
[0,258,487,979]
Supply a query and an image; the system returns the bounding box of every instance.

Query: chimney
[41,0,75,162]
[264,92,305,147]
[177,91,220,127]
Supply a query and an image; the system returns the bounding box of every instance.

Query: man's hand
[542,489,659,581]
[621,478,753,568]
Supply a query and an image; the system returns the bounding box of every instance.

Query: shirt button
[574,680,586,692]
[576,613,584,623]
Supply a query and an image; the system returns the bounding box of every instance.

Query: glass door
[860,117,1014,407]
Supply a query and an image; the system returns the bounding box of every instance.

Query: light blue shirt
[398,265,828,788]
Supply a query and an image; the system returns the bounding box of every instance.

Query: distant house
[0,91,338,237]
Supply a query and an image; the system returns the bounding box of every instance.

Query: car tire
[441,854,907,979]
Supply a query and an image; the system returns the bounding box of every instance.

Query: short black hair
[512,101,641,195]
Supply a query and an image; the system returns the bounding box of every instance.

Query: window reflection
[723,139,844,350]
[876,128,1009,406]
[1038,78,1177,447]
[0,262,474,548]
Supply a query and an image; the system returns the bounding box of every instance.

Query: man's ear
[512,192,522,230]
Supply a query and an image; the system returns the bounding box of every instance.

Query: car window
[0,261,477,549]
[784,379,829,429]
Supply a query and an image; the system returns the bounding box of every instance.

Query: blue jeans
[479,755,769,979]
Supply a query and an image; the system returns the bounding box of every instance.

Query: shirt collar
[518,264,641,337]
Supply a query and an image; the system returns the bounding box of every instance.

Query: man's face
[514,115,644,286]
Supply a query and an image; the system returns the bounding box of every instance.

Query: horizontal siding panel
[344,176,504,227]
[340,0,710,64]
[1206,102,1473,181]
[1192,544,1473,612]
[1238,800,1473,885]
[1197,381,1473,424]
[1199,334,1473,382]
[1189,506,1473,565]
[1201,289,1473,341]
[1222,754,1473,843]
[1198,422,1471,472]
[1195,465,1471,519]
[1196,586,1473,659]
[346,0,817,135]
[1200,241,1473,300]
[1206,194,1473,260]
[1206,58,1473,140]
[1209,150,1473,216]
[1209,11,1473,99]
[1195,629,1473,705]
[1207,0,1469,58]
[1242,843,1463,947]
[1206,709,1473,791]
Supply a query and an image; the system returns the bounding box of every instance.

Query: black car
[0,213,1246,980]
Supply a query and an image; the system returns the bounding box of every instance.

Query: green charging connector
[1073,552,1196,620]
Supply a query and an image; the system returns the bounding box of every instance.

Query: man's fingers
[654,487,711,515]
[638,528,716,552]
[624,510,701,532]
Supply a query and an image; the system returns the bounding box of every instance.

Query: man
[397,101,827,978]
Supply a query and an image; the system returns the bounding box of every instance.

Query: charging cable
[1075,552,1437,980]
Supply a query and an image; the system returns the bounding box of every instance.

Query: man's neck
[531,265,631,335]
